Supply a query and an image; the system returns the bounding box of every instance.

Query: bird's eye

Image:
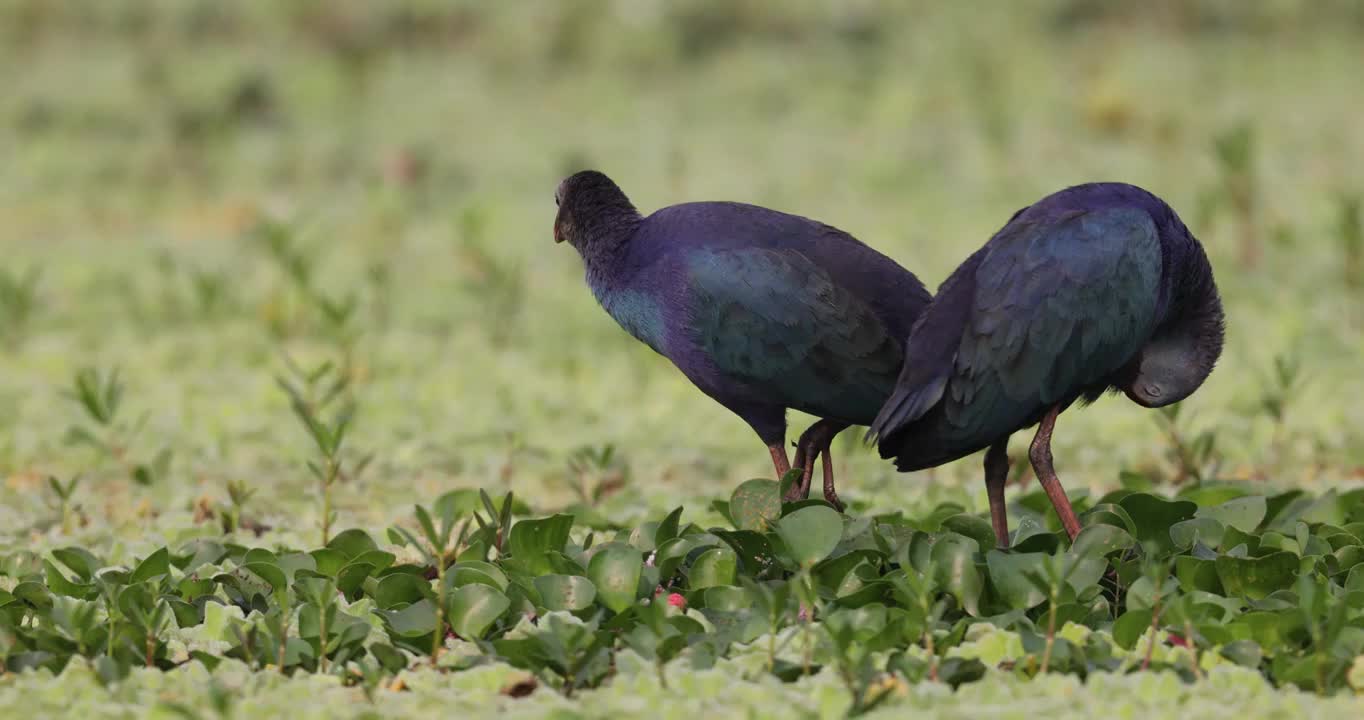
[554,191,561,207]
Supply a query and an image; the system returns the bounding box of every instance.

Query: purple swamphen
[871,183,1225,545]
[554,170,931,509]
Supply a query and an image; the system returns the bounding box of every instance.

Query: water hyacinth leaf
[713,530,777,577]
[336,563,377,597]
[1113,608,1154,650]
[931,532,982,616]
[729,479,782,531]
[448,561,509,591]
[587,542,642,613]
[508,514,575,577]
[1119,493,1197,556]
[1197,495,1267,534]
[985,551,1046,609]
[51,547,99,582]
[43,561,96,600]
[1071,523,1135,558]
[378,598,439,638]
[130,548,171,584]
[1216,551,1298,600]
[689,546,738,590]
[655,506,684,546]
[775,505,843,568]
[308,548,349,577]
[372,572,431,609]
[703,585,751,612]
[326,528,379,560]
[1170,517,1225,550]
[241,562,287,598]
[447,584,510,639]
[941,514,996,553]
[534,574,596,612]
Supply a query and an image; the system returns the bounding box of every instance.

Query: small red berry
[666,593,686,609]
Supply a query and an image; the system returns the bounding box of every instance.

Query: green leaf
[730,479,782,531]
[654,506,684,546]
[51,547,99,581]
[129,548,170,584]
[703,585,751,612]
[448,561,509,591]
[941,514,996,553]
[308,548,349,577]
[534,575,596,612]
[1215,551,1299,600]
[326,529,379,560]
[1071,524,1135,558]
[378,598,438,638]
[984,551,1046,609]
[931,532,982,616]
[446,585,510,639]
[1113,608,1154,650]
[775,505,843,568]
[688,547,738,590]
[43,561,96,599]
[371,572,431,609]
[1197,495,1267,534]
[1170,517,1225,550]
[587,542,643,613]
[508,515,575,577]
[1119,493,1197,557]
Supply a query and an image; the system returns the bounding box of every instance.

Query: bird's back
[635,202,930,333]
[873,187,1166,469]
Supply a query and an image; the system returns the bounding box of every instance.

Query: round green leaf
[587,542,642,613]
[1197,495,1267,534]
[534,574,596,611]
[930,532,982,616]
[371,572,430,609]
[1071,523,1135,557]
[776,505,843,568]
[1215,551,1299,600]
[730,479,782,531]
[688,547,738,590]
[447,584,510,639]
[379,598,438,638]
[703,585,751,612]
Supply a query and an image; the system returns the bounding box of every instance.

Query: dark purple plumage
[555,170,931,507]
[870,182,1225,545]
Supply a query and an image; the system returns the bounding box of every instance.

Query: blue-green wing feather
[876,207,1162,465]
[686,247,902,423]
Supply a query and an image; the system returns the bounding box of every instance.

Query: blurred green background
[3,0,1363,549]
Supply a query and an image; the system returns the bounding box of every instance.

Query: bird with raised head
[554,170,931,509]
[870,182,1224,546]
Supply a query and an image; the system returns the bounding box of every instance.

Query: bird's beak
[553,224,564,243]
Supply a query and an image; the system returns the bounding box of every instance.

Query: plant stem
[321,457,337,545]
[1184,620,1201,681]
[923,599,938,682]
[318,607,330,675]
[431,543,447,664]
[1040,589,1058,674]
[656,658,668,690]
[145,632,155,668]
[1141,577,1163,671]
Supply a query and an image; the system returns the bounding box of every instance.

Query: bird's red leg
[768,443,791,479]
[1029,406,1083,541]
[820,445,845,512]
[983,438,1011,548]
[788,436,813,503]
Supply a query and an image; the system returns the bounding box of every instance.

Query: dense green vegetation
[3,1,1364,716]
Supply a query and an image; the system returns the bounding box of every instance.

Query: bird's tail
[866,372,949,450]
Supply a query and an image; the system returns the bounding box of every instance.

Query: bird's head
[1122,231,1225,408]
[553,170,640,251]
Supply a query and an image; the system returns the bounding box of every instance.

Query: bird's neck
[577,208,643,280]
